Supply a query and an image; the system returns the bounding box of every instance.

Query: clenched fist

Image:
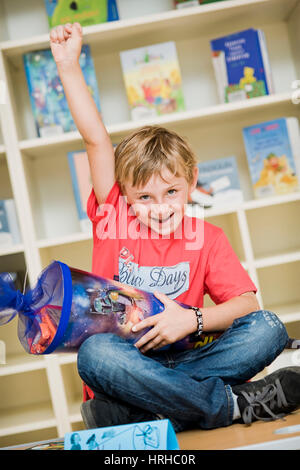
[50,22,83,66]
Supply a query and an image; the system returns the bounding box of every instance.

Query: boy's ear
[189,166,199,194]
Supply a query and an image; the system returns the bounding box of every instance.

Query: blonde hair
[114,126,197,190]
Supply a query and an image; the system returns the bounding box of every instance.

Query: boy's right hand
[50,22,82,67]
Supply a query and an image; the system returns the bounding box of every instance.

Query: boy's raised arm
[50,23,115,204]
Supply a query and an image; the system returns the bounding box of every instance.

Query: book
[23,45,101,137]
[2,436,64,450]
[67,150,93,233]
[64,419,179,450]
[0,199,22,246]
[120,41,185,121]
[189,156,243,208]
[210,28,274,104]
[44,0,119,28]
[243,117,300,198]
[174,0,225,7]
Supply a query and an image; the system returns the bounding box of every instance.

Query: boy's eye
[139,195,150,200]
[168,189,177,195]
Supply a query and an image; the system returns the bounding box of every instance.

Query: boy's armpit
[240,291,256,297]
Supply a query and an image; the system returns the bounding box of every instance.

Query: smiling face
[114,126,199,236]
[123,166,198,236]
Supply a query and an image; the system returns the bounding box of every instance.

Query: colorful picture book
[174,0,225,7]
[0,199,22,246]
[120,41,185,121]
[23,45,101,137]
[44,0,119,28]
[64,419,179,450]
[210,28,274,104]
[67,150,93,233]
[189,156,243,208]
[243,117,300,198]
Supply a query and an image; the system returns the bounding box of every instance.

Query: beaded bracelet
[190,306,203,337]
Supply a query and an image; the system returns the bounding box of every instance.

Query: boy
[50,23,300,431]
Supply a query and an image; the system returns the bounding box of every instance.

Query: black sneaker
[232,366,300,425]
[80,391,160,429]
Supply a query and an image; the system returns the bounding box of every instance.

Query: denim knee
[77,333,121,384]
[235,309,289,357]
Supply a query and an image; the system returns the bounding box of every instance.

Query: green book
[44,0,119,28]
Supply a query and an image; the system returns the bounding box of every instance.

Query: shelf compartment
[204,211,246,263]
[21,148,87,241]
[246,199,300,260]
[0,369,56,437]
[37,232,92,249]
[39,239,93,273]
[0,318,46,377]
[6,2,298,140]
[61,362,83,424]
[257,260,300,326]
[0,252,35,372]
[0,402,57,438]
[0,157,23,251]
[18,92,294,150]
[0,0,298,56]
[0,251,27,276]
[0,152,14,199]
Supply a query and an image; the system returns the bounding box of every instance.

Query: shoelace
[240,378,288,425]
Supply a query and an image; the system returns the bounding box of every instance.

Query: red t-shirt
[87,182,256,306]
[83,182,257,400]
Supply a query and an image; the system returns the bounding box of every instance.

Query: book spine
[257,29,274,95]
[67,151,92,234]
[23,54,41,137]
[211,49,228,103]
[0,200,12,245]
[107,0,119,21]
[67,152,85,222]
[287,117,300,187]
[5,199,22,244]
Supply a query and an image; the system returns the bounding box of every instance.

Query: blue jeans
[77,310,289,431]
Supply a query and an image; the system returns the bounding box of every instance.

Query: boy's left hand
[132,291,197,353]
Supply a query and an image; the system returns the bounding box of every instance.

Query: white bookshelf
[0,0,300,446]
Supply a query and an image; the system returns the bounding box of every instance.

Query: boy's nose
[150,203,171,218]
